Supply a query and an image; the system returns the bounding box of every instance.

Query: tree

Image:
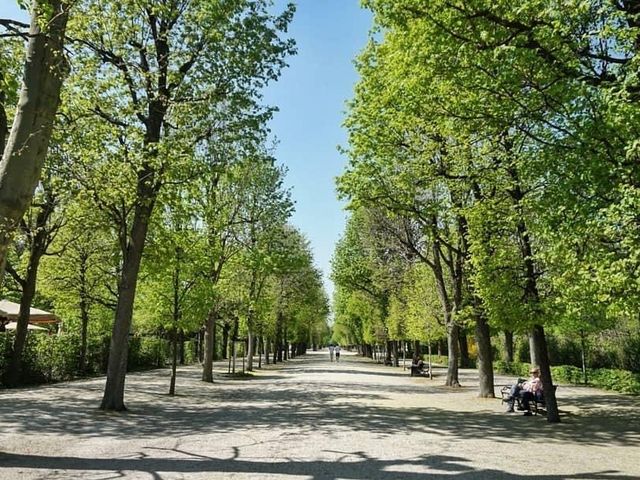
[0,0,70,270]
[2,168,62,386]
[61,0,295,410]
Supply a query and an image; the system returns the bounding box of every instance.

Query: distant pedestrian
[329,345,335,362]
[334,345,341,362]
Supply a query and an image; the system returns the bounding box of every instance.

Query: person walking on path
[335,345,341,362]
[329,345,335,362]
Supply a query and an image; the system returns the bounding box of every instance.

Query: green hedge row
[0,333,198,387]
[494,360,640,395]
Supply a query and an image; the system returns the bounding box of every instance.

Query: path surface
[1,350,639,479]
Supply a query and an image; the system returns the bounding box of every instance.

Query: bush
[621,335,640,373]
[589,368,640,394]
[127,336,170,370]
[1,331,174,387]
[493,360,640,395]
[183,339,197,364]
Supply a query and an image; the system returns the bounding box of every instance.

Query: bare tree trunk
[257,335,262,369]
[392,340,399,367]
[202,308,217,382]
[169,330,178,395]
[458,329,471,368]
[211,317,217,361]
[529,334,540,366]
[246,328,254,371]
[5,251,41,386]
[580,330,588,385]
[503,330,514,363]
[531,324,560,423]
[0,0,69,268]
[445,322,461,387]
[222,322,230,359]
[78,254,89,374]
[475,314,494,397]
[100,195,155,410]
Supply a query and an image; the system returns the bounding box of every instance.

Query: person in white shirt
[506,366,543,415]
[334,345,341,362]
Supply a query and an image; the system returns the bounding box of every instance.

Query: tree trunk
[0,0,69,269]
[580,330,588,385]
[5,251,41,386]
[222,322,229,359]
[100,189,156,410]
[169,330,178,395]
[78,254,89,374]
[503,330,514,363]
[392,340,399,367]
[4,193,53,387]
[202,308,216,382]
[272,338,278,364]
[211,317,217,361]
[445,323,461,387]
[458,329,471,368]
[475,314,494,397]
[276,312,283,362]
[246,328,254,371]
[529,334,540,366]
[283,323,288,361]
[531,324,560,423]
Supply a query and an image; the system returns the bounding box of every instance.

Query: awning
[3,321,48,331]
[0,300,59,324]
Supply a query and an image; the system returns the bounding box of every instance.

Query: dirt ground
[1,350,639,479]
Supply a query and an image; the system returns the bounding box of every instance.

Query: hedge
[494,360,640,395]
[0,332,198,387]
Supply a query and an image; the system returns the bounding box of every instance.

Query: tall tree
[0,0,70,270]
[62,0,295,410]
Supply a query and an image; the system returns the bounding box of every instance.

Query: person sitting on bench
[506,366,543,416]
[410,355,426,376]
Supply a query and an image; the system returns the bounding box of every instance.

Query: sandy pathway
[0,350,639,479]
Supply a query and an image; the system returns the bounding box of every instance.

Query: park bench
[409,362,429,377]
[500,383,557,416]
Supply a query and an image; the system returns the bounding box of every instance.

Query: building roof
[0,300,59,324]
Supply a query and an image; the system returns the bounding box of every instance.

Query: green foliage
[127,336,169,370]
[494,360,640,395]
[0,332,203,386]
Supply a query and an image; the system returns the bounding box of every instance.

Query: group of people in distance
[505,366,543,416]
[328,344,341,362]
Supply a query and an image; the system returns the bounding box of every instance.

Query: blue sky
[0,1,372,302]
[263,1,372,301]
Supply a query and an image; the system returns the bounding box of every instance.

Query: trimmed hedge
[494,360,640,395]
[1,332,198,387]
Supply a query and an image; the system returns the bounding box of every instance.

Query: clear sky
[0,0,372,302]
[263,1,372,302]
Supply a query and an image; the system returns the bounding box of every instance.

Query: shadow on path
[0,450,634,480]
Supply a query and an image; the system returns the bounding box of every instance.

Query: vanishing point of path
[1,350,639,480]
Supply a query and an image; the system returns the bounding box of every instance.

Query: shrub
[183,340,197,364]
[128,336,170,370]
[1,331,172,387]
[493,360,640,395]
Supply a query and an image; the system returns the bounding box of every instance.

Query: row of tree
[0,0,329,410]
[332,0,640,423]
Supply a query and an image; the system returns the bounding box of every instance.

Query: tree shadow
[1,374,639,448]
[0,450,635,480]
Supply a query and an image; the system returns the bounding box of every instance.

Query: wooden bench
[500,384,557,416]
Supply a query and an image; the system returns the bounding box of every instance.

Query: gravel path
[1,350,639,479]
